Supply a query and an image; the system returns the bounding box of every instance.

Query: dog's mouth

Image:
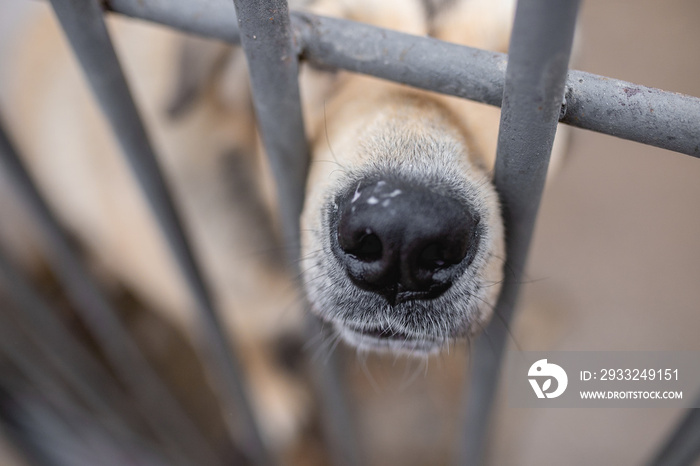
[336,321,445,353]
[347,323,411,340]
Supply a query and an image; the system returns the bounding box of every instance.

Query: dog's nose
[334,179,479,304]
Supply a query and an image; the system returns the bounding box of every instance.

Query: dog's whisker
[398,354,425,390]
[323,332,345,365]
[322,99,348,172]
[311,158,345,168]
[307,325,343,364]
[462,289,519,351]
[356,348,381,394]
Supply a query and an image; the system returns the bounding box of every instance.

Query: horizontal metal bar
[293,13,698,157]
[292,13,506,107]
[48,0,268,463]
[0,113,220,466]
[108,0,240,43]
[454,0,580,464]
[562,70,700,156]
[103,0,700,157]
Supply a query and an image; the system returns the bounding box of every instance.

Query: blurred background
[0,0,699,465]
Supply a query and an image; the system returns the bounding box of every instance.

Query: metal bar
[0,398,53,466]
[47,0,268,463]
[13,1,697,464]
[0,247,157,448]
[107,0,240,43]
[231,0,309,264]
[454,1,580,465]
[0,305,169,466]
[292,13,506,107]
[0,308,89,421]
[103,0,700,157]
[0,374,173,466]
[293,13,699,158]
[0,115,220,466]
[562,70,700,156]
[648,394,700,466]
[231,2,361,465]
[304,317,362,466]
[0,245,194,465]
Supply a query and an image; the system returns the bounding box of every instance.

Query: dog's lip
[342,323,444,353]
[346,323,413,341]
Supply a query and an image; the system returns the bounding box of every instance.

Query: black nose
[333,178,479,305]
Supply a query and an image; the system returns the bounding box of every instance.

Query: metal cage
[0,0,698,465]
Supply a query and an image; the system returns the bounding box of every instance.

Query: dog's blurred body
[0,0,571,451]
[1,9,307,449]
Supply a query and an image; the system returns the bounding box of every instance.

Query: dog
[0,0,571,454]
[299,0,515,354]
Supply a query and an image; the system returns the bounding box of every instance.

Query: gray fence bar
[231,0,309,264]
[0,116,221,465]
[561,70,700,157]
[292,13,506,106]
[231,2,361,465]
[0,301,171,466]
[649,395,700,466]
[0,248,152,447]
[292,14,699,158]
[108,0,240,43]
[47,0,268,463]
[304,317,362,466]
[104,1,700,157]
[9,0,698,464]
[454,1,580,465]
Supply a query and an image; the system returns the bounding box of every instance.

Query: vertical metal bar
[304,317,362,466]
[46,0,268,463]
[0,375,173,466]
[0,306,168,466]
[0,246,147,442]
[231,1,361,465]
[0,116,219,466]
[454,1,580,464]
[231,0,308,264]
[648,394,700,466]
[0,246,192,466]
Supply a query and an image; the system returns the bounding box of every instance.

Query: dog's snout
[334,179,479,304]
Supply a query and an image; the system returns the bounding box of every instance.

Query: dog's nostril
[417,243,450,271]
[342,232,382,262]
[417,232,472,270]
